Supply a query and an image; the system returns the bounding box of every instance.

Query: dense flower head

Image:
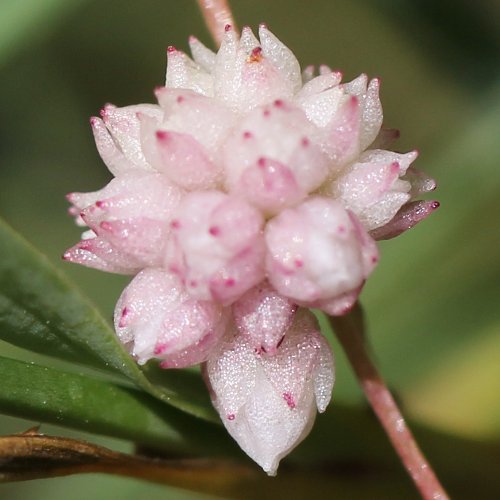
[64,24,438,474]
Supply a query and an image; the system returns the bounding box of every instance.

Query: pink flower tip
[156,130,169,141]
[209,226,220,236]
[99,221,113,232]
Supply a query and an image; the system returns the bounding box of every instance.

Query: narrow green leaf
[0,355,231,456]
[0,218,217,422]
[1,355,499,500]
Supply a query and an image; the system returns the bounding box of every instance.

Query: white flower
[205,309,334,475]
[65,24,438,474]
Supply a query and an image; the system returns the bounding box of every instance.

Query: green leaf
[0,355,231,456]
[0,218,217,422]
[2,355,499,500]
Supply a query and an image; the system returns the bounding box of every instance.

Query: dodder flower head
[65,24,438,474]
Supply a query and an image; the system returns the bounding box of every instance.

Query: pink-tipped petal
[234,157,304,215]
[329,159,412,231]
[90,116,136,175]
[224,102,329,212]
[97,217,168,267]
[114,269,228,366]
[214,26,294,111]
[142,125,219,190]
[320,95,362,166]
[100,103,162,170]
[370,200,440,240]
[63,237,142,274]
[164,191,266,305]
[265,197,378,312]
[233,281,297,354]
[155,88,236,153]
[258,24,302,94]
[165,46,213,96]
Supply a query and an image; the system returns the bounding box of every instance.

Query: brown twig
[0,428,254,494]
[329,304,449,500]
[196,0,237,46]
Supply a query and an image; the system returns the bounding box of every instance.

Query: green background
[0,0,499,498]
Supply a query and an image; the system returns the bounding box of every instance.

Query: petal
[342,73,368,96]
[76,173,184,230]
[262,310,326,406]
[315,286,363,317]
[205,330,258,417]
[141,120,220,190]
[329,159,412,231]
[360,78,383,149]
[63,236,142,274]
[205,308,334,476]
[404,166,437,196]
[233,157,304,215]
[155,88,236,154]
[319,95,362,166]
[165,191,266,304]
[90,116,135,176]
[359,149,418,174]
[188,35,216,72]
[231,368,316,475]
[312,333,335,412]
[100,103,162,169]
[165,46,214,96]
[259,24,302,93]
[297,85,344,128]
[233,281,297,354]
[214,26,294,111]
[370,200,440,240]
[213,25,239,102]
[115,269,228,366]
[96,217,167,267]
[301,65,315,83]
[239,25,260,52]
[265,197,379,308]
[296,71,342,98]
[224,101,329,213]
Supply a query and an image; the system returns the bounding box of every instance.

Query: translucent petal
[188,36,216,72]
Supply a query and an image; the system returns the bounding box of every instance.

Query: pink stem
[329,305,449,500]
[196,0,237,46]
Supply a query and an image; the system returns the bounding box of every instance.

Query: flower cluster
[64,25,437,474]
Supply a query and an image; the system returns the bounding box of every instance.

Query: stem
[329,304,449,500]
[196,0,237,46]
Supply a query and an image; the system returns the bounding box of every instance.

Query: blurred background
[0,0,499,498]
